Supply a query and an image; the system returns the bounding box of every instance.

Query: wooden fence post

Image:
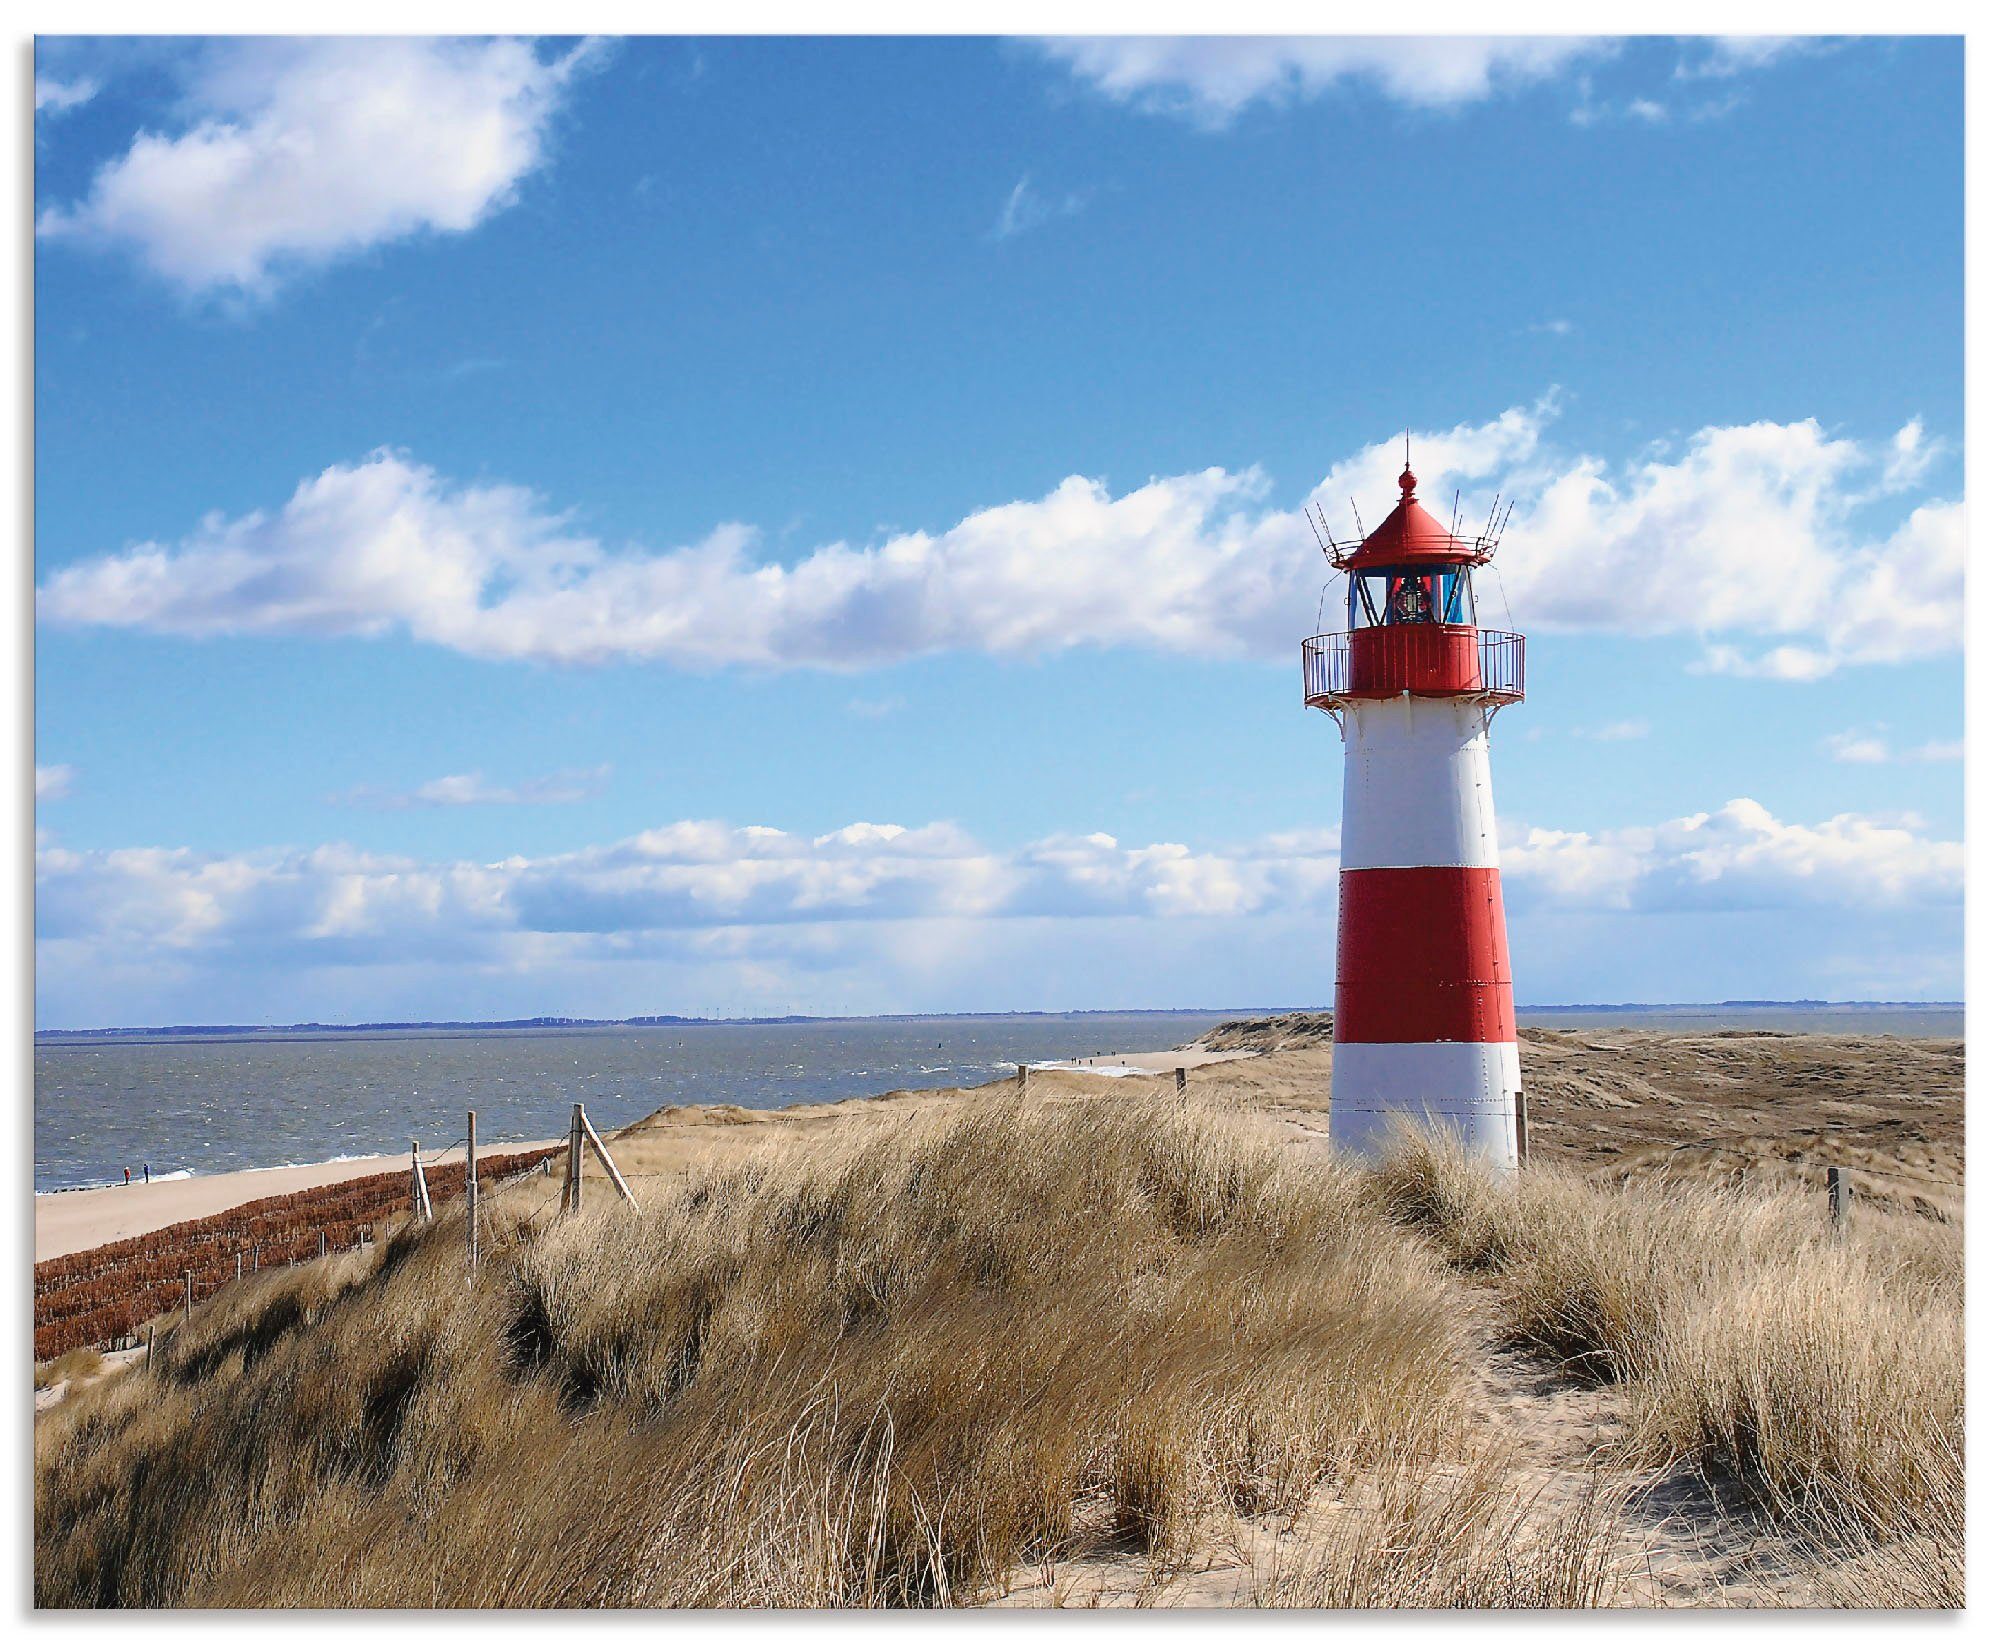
[1174,1067,1187,1100]
[577,1106,638,1209]
[1515,1089,1530,1167]
[318,1229,326,1259]
[1015,1063,1027,1094]
[1828,1165,1851,1233]
[467,1110,480,1272]
[252,1243,260,1272]
[147,1324,155,1369]
[235,1252,243,1282]
[183,1270,192,1319]
[411,1140,434,1221]
[566,1102,585,1214]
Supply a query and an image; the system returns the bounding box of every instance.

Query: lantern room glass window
[1349,567,1469,629]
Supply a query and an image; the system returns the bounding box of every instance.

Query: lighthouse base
[1330,1040,1522,1169]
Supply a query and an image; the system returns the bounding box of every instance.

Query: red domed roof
[1346,466,1480,570]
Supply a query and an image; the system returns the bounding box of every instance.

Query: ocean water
[34,1006,1963,1194]
[32,1013,1245,1193]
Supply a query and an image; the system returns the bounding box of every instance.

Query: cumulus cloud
[36,405,1962,678]
[36,37,601,295]
[34,75,99,115]
[34,799,1962,1022]
[1503,799,1962,913]
[36,765,76,800]
[334,765,611,809]
[35,800,1959,974]
[1034,36,1610,124]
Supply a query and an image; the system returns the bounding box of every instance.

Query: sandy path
[35,1140,559,1263]
[1037,1049,1255,1075]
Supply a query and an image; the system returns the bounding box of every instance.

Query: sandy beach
[34,1139,559,1263]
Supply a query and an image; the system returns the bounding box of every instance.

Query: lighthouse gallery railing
[1303,628,1524,711]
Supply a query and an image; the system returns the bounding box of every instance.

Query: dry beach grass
[33,1023,1963,1608]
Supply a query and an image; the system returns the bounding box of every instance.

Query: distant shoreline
[30,999,1969,1043]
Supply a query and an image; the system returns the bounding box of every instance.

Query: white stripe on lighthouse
[1330,1041,1522,1160]
[1338,698,1499,870]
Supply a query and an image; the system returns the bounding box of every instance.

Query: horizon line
[33,999,1968,1040]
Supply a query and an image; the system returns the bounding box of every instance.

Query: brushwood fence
[34,1146,556,1360]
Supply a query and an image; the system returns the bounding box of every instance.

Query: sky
[31,34,1965,1028]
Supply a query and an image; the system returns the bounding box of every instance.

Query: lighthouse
[1303,459,1526,1167]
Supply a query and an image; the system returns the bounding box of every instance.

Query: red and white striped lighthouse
[1304,459,1526,1167]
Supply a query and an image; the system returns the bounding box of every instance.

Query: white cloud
[992,174,1088,239]
[1882,415,1939,491]
[34,75,99,115]
[334,765,611,809]
[1677,37,1815,79]
[1695,643,1838,682]
[1035,36,1610,125]
[1504,418,1962,676]
[1825,728,1963,766]
[1502,799,1962,913]
[36,37,601,295]
[36,765,76,800]
[1826,729,1890,764]
[37,404,1961,679]
[1575,720,1649,742]
[36,799,1958,972]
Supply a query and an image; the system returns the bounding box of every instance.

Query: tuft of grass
[1371,1125,1962,1598]
[36,1094,1467,1608]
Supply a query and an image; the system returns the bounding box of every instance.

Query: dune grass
[35,1092,1468,1608]
[34,1095,1962,1608]
[1370,1122,1963,1602]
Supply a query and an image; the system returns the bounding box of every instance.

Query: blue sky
[32,35,1964,1027]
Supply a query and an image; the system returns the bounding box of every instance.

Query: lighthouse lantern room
[1304,457,1526,1168]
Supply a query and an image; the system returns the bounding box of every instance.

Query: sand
[1037,1048,1255,1074]
[35,1140,558,1264]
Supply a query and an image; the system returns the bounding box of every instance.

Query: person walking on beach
[123,1166,130,1186]
[143,1164,150,1185]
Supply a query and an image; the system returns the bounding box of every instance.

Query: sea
[32,1006,1963,1195]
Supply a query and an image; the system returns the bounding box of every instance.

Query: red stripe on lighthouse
[1333,867,1516,1044]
